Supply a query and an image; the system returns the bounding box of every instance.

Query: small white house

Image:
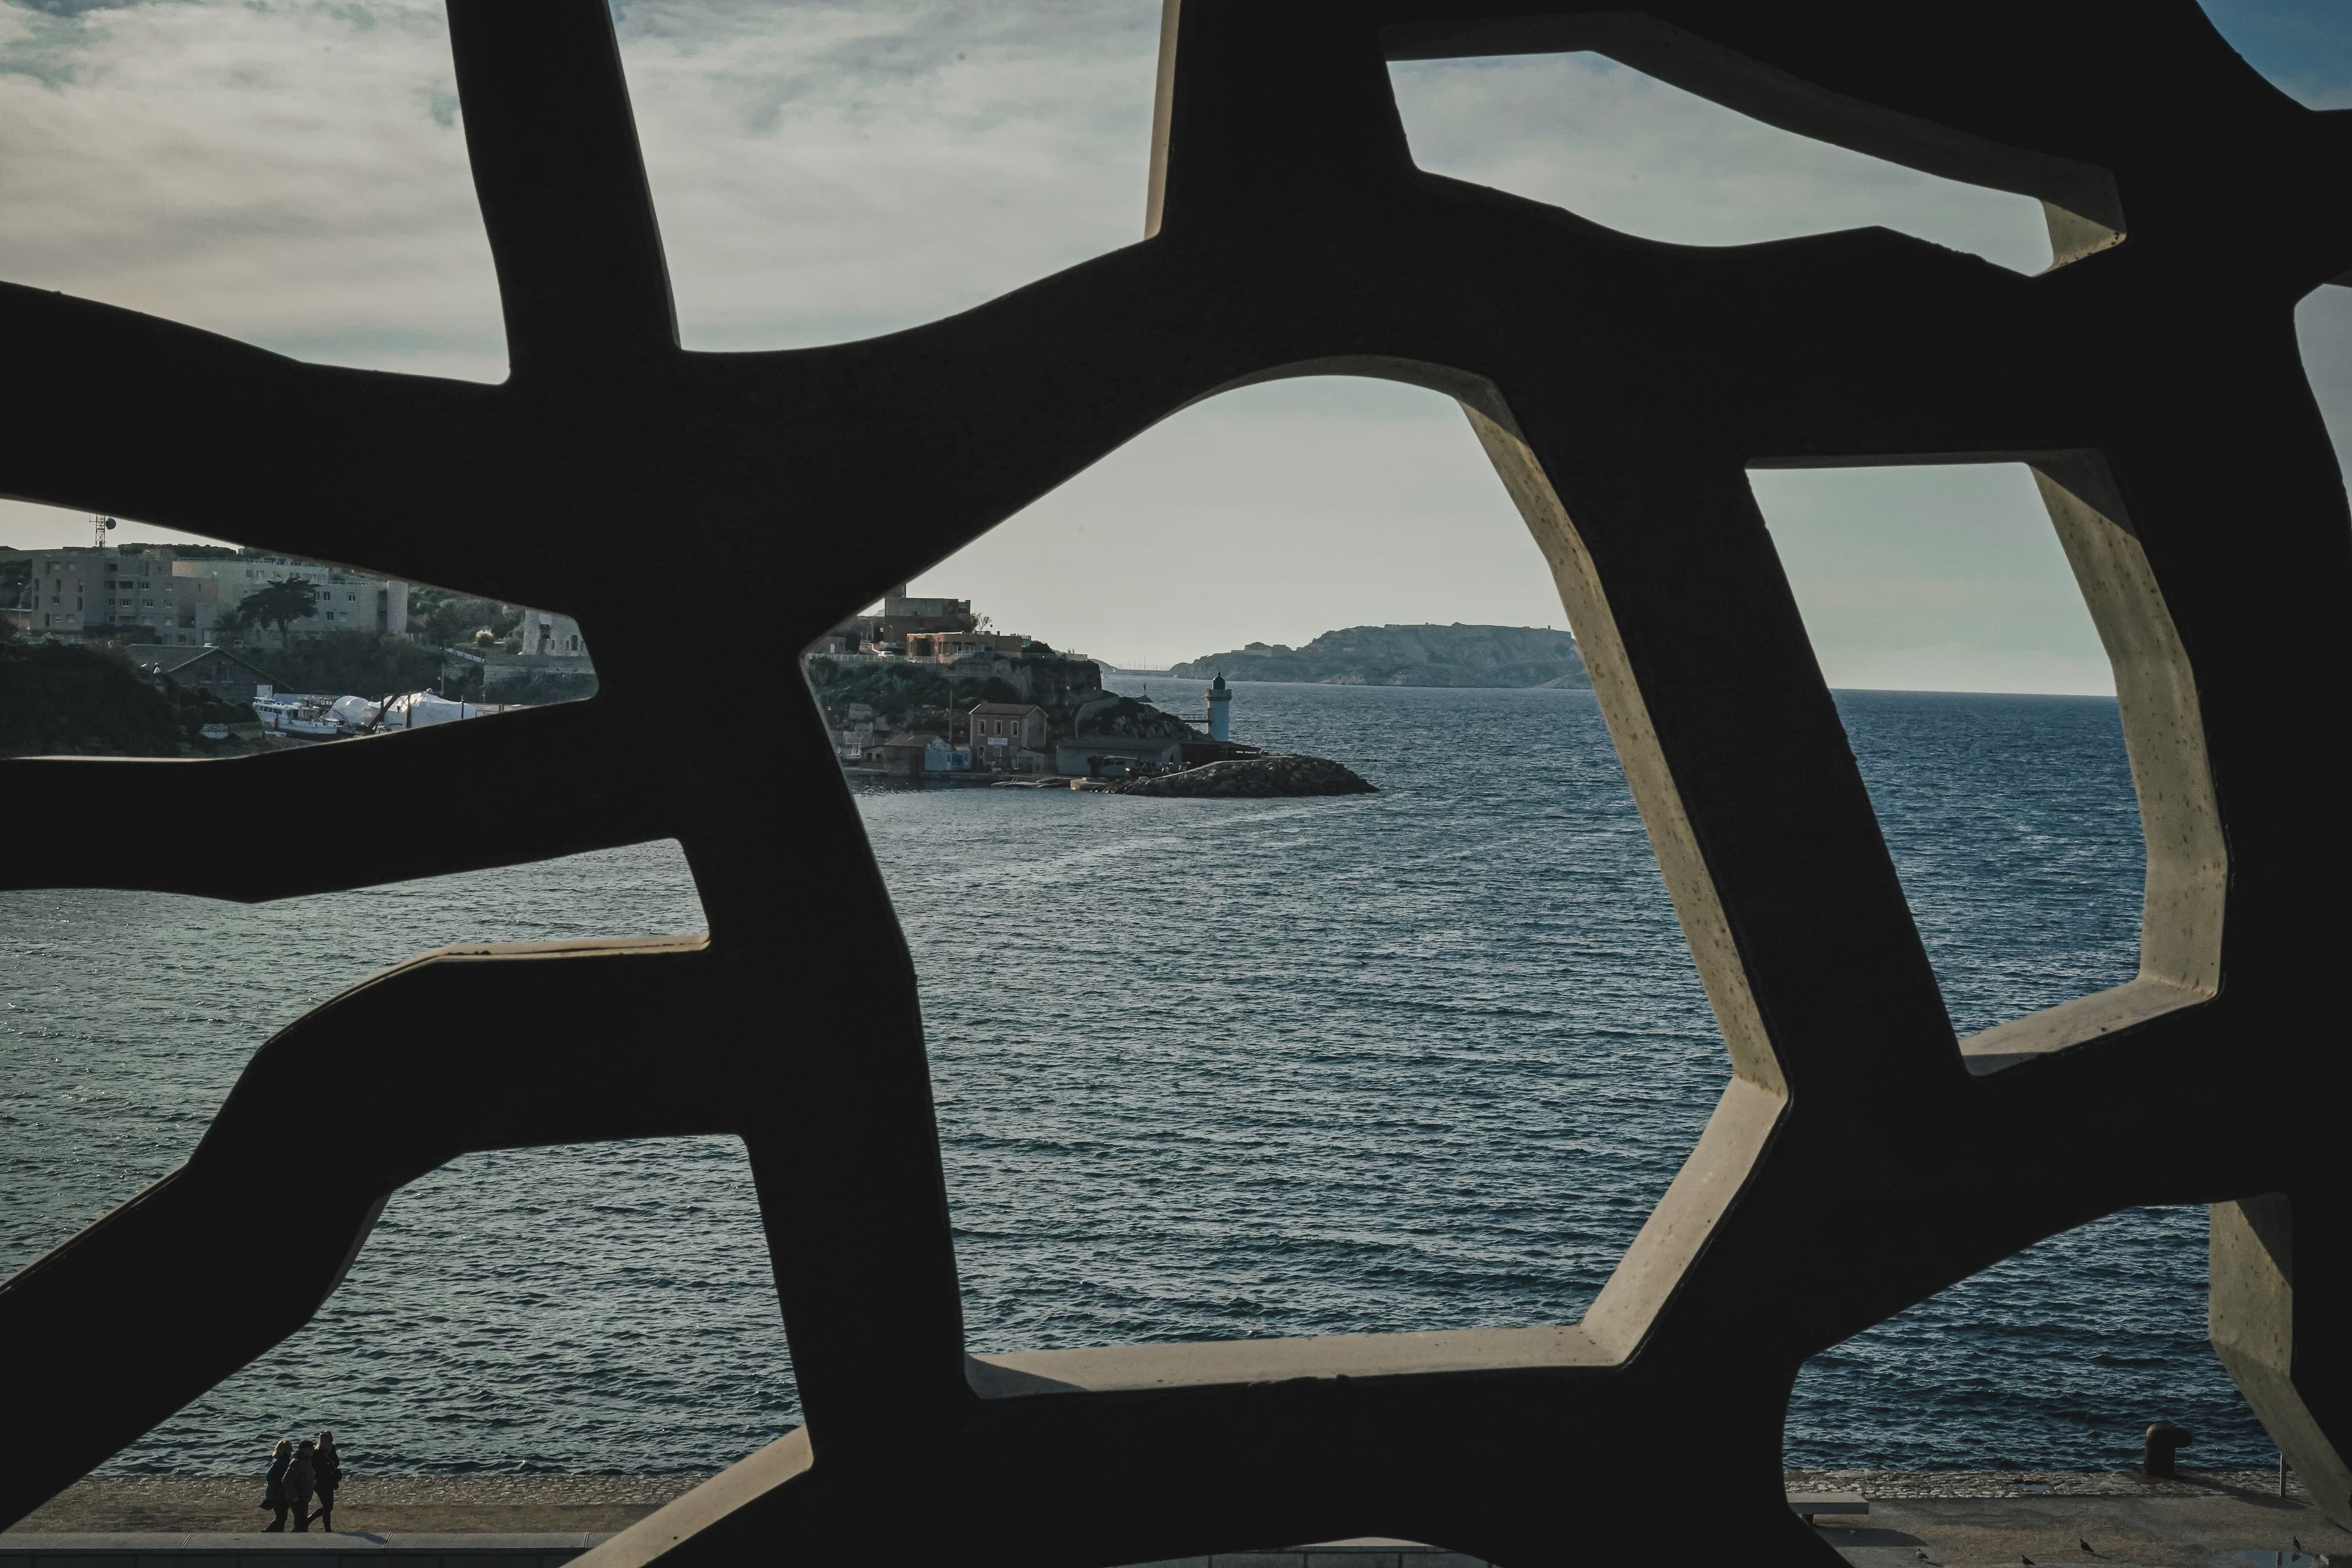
[516,609,589,657]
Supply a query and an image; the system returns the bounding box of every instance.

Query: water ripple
[0,685,2263,1474]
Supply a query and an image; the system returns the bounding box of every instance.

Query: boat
[251,696,342,739]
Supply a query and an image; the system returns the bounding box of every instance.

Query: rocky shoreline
[1784,1468,2302,1500]
[1117,754,1375,797]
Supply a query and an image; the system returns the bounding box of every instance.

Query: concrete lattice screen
[3,3,2348,1563]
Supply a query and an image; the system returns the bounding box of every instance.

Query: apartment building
[6,546,412,647]
[12,546,188,641]
[515,608,589,657]
[170,554,410,644]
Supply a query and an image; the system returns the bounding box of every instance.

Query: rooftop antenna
[91,514,117,548]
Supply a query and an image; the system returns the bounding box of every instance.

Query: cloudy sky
[2,0,2346,687]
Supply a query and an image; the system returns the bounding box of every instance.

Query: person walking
[284,1439,317,1533]
[309,1433,342,1532]
[260,1439,293,1532]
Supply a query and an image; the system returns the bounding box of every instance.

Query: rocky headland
[805,647,1194,743]
[1169,622,1588,688]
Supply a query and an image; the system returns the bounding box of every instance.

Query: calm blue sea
[0,682,2268,1476]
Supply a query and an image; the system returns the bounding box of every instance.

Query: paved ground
[4,1476,705,1535]
[1819,1491,2342,1568]
[6,1471,2343,1566]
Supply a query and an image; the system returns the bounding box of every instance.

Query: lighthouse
[1206,672,1232,741]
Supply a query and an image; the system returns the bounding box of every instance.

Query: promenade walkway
[4,1472,2342,1567]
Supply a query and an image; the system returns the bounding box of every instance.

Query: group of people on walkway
[260,1432,341,1532]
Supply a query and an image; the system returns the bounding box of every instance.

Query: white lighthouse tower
[1206,671,1232,742]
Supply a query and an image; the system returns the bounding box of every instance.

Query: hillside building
[11,546,186,641]
[819,584,980,655]
[169,553,410,646]
[907,630,1027,663]
[968,702,1049,771]
[869,731,946,777]
[831,703,878,764]
[516,608,589,657]
[7,545,417,647]
[119,644,282,703]
[882,586,969,622]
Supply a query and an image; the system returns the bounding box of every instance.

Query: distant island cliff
[1169,624,1589,688]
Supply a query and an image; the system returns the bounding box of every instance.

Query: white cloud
[4,1,2343,695]
[1389,53,2054,274]
[0,0,503,374]
[614,0,1158,347]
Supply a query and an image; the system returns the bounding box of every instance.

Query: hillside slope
[1170,624,1588,688]
[0,643,252,757]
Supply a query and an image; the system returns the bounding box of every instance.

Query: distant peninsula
[1168,624,1589,689]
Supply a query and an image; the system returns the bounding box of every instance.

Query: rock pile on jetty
[1117,755,1375,797]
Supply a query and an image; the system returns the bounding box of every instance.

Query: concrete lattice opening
[0,843,722,1471]
[9,0,2350,1551]
[2190,10,2350,113]
[0,3,505,382]
[2295,285,2352,486]
[610,9,1161,353]
[0,511,598,758]
[1746,462,2154,1046]
[1386,51,2057,274]
[1787,1205,2272,1472]
[101,1131,793,1475]
[839,374,1732,1356]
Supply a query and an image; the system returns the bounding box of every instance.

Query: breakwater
[1117,753,1374,796]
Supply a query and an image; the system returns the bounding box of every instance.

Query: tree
[408,585,521,648]
[262,630,442,699]
[228,578,319,647]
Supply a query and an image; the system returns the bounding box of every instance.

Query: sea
[0,680,2273,1477]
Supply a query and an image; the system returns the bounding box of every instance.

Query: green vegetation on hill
[1170,623,1589,688]
[802,651,1200,744]
[0,643,250,758]
[408,587,524,650]
[256,631,445,698]
[1070,693,1197,739]
[803,655,1022,734]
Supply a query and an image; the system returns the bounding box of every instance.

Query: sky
[1,1,2346,688]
